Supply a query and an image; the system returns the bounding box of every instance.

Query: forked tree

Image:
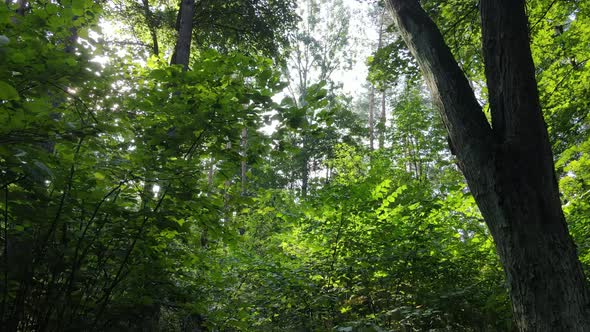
[385,0,590,330]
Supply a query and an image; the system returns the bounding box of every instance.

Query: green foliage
[559,139,590,275]
[193,0,298,57]
[104,0,298,60]
[369,0,483,90]
[210,145,511,331]
[529,0,590,154]
[368,37,420,89]
[0,1,284,329]
[2,0,588,331]
[530,0,590,280]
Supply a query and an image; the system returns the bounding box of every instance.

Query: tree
[0,0,286,329]
[281,0,352,197]
[385,0,590,330]
[104,0,297,61]
[171,0,195,69]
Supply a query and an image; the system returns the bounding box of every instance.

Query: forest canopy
[1,0,589,331]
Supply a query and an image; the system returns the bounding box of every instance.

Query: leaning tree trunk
[385,0,590,330]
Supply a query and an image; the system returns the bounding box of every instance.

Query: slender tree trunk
[201,158,215,248]
[141,0,159,56]
[385,0,590,330]
[240,127,247,195]
[377,9,386,149]
[368,86,375,150]
[207,158,214,188]
[301,149,309,197]
[223,141,231,209]
[379,90,386,149]
[171,0,195,70]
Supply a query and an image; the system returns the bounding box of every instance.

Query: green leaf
[0,81,19,100]
[72,0,85,16]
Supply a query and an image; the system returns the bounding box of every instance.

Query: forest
[1,0,589,331]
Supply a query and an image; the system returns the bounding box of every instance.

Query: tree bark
[385,0,590,330]
[301,141,309,197]
[376,9,387,149]
[368,86,375,150]
[379,90,386,149]
[141,0,160,56]
[240,127,247,195]
[171,0,195,70]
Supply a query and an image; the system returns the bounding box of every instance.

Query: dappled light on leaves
[1,0,589,331]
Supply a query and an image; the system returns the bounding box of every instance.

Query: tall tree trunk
[141,0,160,56]
[478,1,590,329]
[368,86,375,150]
[171,0,195,70]
[223,141,231,210]
[379,90,386,149]
[377,9,386,149]
[385,0,590,330]
[301,145,309,197]
[240,127,247,195]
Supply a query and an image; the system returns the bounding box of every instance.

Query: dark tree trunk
[385,0,590,330]
[16,0,26,16]
[141,0,160,56]
[139,304,160,331]
[182,313,207,332]
[478,1,590,330]
[171,0,195,70]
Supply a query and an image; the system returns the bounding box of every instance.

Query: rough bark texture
[171,0,195,70]
[385,0,590,330]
